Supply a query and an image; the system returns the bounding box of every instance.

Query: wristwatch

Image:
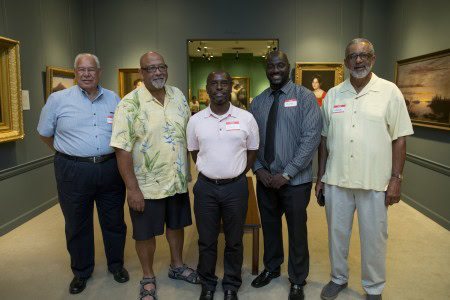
[282,172,291,181]
[391,173,403,181]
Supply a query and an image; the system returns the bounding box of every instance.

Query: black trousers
[193,175,248,292]
[54,153,127,278]
[256,181,312,285]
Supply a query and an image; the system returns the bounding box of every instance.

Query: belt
[199,172,244,185]
[57,152,116,164]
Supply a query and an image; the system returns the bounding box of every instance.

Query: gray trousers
[324,184,388,295]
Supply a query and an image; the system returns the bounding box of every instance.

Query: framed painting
[118,68,142,98]
[0,36,24,143]
[45,66,75,101]
[395,49,450,130]
[231,76,250,110]
[295,62,344,106]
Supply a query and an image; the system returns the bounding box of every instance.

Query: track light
[197,47,201,52]
[235,51,239,59]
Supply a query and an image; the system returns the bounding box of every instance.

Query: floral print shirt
[110,85,191,199]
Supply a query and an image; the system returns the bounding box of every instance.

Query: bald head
[266,50,290,90]
[267,51,289,65]
[139,51,168,91]
[140,51,165,67]
[207,70,232,83]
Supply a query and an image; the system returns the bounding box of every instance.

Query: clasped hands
[256,169,289,189]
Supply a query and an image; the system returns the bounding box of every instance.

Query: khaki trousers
[324,184,388,295]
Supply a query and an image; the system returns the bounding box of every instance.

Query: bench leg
[252,227,260,275]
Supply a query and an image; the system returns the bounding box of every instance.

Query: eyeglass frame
[75,67,98,74]
[345,52,374,62]
[141,64,168,73]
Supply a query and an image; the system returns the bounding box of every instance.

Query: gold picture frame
[231,76,250,110]
[295,62,344,105]
[0,36,24,143]
[395,49,450,130]
[45,66,75,101]
[118,68,141,98]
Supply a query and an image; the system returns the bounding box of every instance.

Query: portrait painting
[231,77,250,110]
[396,49,450,130]
[118,68,142,98]
[45,66,76,101]
[295,63,344,106]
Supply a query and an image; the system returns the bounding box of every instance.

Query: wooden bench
[244,176,261,275]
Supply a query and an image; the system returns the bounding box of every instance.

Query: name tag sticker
[332,105,346,113]
[284,99,297,108]
[226,121,240,131]
[107,116,113,124]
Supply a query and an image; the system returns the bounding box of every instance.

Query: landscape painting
[396,49,450,130]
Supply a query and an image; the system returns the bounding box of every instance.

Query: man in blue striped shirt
[37,53,129,295]
[249,51,322,300]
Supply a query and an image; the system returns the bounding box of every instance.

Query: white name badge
[225,121,240,131]
[107,116,113,124]
[332,105,346,113]
[284,99,297,108]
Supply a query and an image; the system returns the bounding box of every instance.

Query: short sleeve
[246,115,260,150]
[321,93,331,137]
[37,94,57,137]
[110,98,139,152]
[386,86,414,140]
[186,118,199,151]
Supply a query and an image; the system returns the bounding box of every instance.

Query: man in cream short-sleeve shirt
[316,39,413,300]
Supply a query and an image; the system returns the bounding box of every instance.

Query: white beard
[350,61,374,79]
[152,78,166,89]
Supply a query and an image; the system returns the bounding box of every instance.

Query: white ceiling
[188,39,279,57]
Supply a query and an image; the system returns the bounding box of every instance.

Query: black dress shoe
[111,267,129,283]
[199,289,215,300]
[288,284,304,300]
[251,269,281,288]
[224,290,238,300]
[69,276,89,294]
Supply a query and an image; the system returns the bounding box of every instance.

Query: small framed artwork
[0,36,24,143]
[231,76,250,110]
[45,66,76,101]
[395,49,450,130]
[118,68,142,98]
[295,62,344,106]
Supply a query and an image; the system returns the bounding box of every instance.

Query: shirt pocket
[361,99,386,122]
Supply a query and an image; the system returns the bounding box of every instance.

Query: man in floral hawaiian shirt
[111,52,199,300]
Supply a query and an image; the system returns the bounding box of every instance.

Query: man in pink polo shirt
[187,70,259,300]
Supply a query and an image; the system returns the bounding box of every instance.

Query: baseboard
[0,196,58,236]
[401,192,449,231]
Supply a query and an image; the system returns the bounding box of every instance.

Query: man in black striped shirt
[249,51,322,300]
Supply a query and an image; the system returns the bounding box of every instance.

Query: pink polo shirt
[187,104,259,179]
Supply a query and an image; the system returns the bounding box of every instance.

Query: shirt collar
[77,85,104,101]
[270,80,294,96]
[140,84,173,104]
[204,103,237,120]
[341,72,380,94]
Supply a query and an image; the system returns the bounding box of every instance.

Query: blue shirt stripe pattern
[37,85,120,157]
[249,80,322,185]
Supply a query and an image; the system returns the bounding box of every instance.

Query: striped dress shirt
[249,80,322,185]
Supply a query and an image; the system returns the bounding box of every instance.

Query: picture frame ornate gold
[0,36,24,143]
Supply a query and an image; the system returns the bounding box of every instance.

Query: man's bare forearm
[114,148,140,191]
[39,135,55,152]
[391,136,406,177]
[317,136,328,181]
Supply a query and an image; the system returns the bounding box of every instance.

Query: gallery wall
[0,0,91,235]
[385,0,450,229]
[0,0,448,235]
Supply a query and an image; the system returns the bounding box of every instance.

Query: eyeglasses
[346,52,373,62]
[141,64,168,73]
[76,67,97,74]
